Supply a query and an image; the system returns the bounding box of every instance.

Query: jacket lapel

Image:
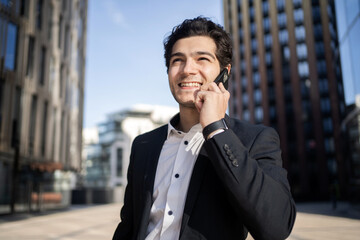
[137,125,168,240]
[180,147,210,235]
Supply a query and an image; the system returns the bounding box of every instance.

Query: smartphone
[214,69,229,90]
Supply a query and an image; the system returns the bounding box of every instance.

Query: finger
[218,82,227,93]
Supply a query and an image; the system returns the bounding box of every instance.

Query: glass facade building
[335,0,360,202]
[224,0,346,200]
[0,0,87,213]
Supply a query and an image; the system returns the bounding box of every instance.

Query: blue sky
[84,0,223,127]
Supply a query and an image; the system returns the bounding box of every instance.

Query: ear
[225,64,231,74]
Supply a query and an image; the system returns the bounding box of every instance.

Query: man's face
[168,36,221,108]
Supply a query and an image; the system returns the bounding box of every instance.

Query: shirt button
[168,210,173,215]
[184,140,189,145]
[175,173,180,178]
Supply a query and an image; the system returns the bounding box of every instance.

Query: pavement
[0,201,359,240]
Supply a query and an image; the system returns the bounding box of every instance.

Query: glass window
[117,148,123,177]
[319,78,329,94]
[277,0,285,11]
[265,51,272,65]
[242,93,249,105]
[263,17,271,32]
[243,109,250,121]
[58,15,63,48]
[278,12,287,28]
[253,71,260,87]
[252,55,259,69]
[295,26,306,41]
[254,89,262,104]
[48,4,53,40]
[317,60,327,76]
[4,22,18,71]
[293,0,302,8]
[255,107,263,122]
[241,75,247,89]
[26,36,35,76]
[250,22,256,35]
[321,98,331,113]
[283,46,290,61]
[294,8,304,24]
[298,61,309,77]
[39,46,46,85]
[263,1,269,15]
[296,43,308,59]
[36,0,43,30]
[29,95,38,155]
[41,101,48,156]
[279,29,288,45]
[265,33,272,48]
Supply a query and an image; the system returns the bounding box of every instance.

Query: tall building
[335,0,360,202]
[0,0,87,213]
[223,0,346,200]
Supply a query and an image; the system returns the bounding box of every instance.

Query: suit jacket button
[224,144,230,151]
[229,155,235,161]
[226,149,232,156]
[232,160,239,167]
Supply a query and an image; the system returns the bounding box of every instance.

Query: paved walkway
[0,202,359,239]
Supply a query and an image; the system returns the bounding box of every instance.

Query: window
[48,4,53,40]
[11,87,22,148]
[265,52,272,65]
[254,89,262,104]
[41,101,48,156]
[283,46,290,61]
[39,46,46,85]
[243,109,250,122]
[295,26,306,41]
[29,95,38,155]
[278,12,287,28]
[296,43,308,59]
[264,34,272,48]
[117,148,123,177]
[277,0,285,11]
[4,22,18,71]
[253,71,260,87]
[294,8,304,24]
[255,107,263,122]
[58,15,63,48]
[321,98,331,113]
[279,29,288,45]
[298,61,309,78]
[36,0,43,30]
[26,36,35,76]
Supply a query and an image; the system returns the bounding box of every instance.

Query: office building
[0,0,87,213]
[335,0,360,202]
[80,105,178,203]
[223,0,346,200]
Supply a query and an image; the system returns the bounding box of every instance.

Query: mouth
[178,82,202,88]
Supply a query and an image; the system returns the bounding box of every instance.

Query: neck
[177,105,200,133]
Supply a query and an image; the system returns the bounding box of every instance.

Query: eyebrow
[170,51,216,60]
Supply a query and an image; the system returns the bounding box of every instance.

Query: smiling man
[113,17,296,240]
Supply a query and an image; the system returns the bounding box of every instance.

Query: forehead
[171,36,217,55]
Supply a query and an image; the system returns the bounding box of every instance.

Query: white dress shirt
[145,120,204,240]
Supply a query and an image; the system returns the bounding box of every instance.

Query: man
[113,17,296,240]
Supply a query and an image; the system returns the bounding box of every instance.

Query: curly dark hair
[163,16,232,72]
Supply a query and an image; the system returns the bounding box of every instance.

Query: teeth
[180,82,201,87]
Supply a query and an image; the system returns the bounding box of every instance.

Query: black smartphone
[214,69,229,90]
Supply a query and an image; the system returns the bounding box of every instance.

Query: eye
[198,57,210,62]
[170,58,182,65]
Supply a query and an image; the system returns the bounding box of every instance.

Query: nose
[182,59,197,75]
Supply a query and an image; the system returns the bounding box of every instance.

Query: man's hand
[195,82,230,128]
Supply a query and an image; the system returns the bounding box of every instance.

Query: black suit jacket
[113,116,296,240]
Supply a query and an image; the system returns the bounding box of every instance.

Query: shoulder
[226,117,279,145]
[132,124,168,145]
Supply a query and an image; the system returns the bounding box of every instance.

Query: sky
[84,0,224,128]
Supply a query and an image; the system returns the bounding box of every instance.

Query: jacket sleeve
[112,140,137,240]
[203,126,296,240]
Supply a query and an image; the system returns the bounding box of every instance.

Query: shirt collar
[167,113,203,139]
